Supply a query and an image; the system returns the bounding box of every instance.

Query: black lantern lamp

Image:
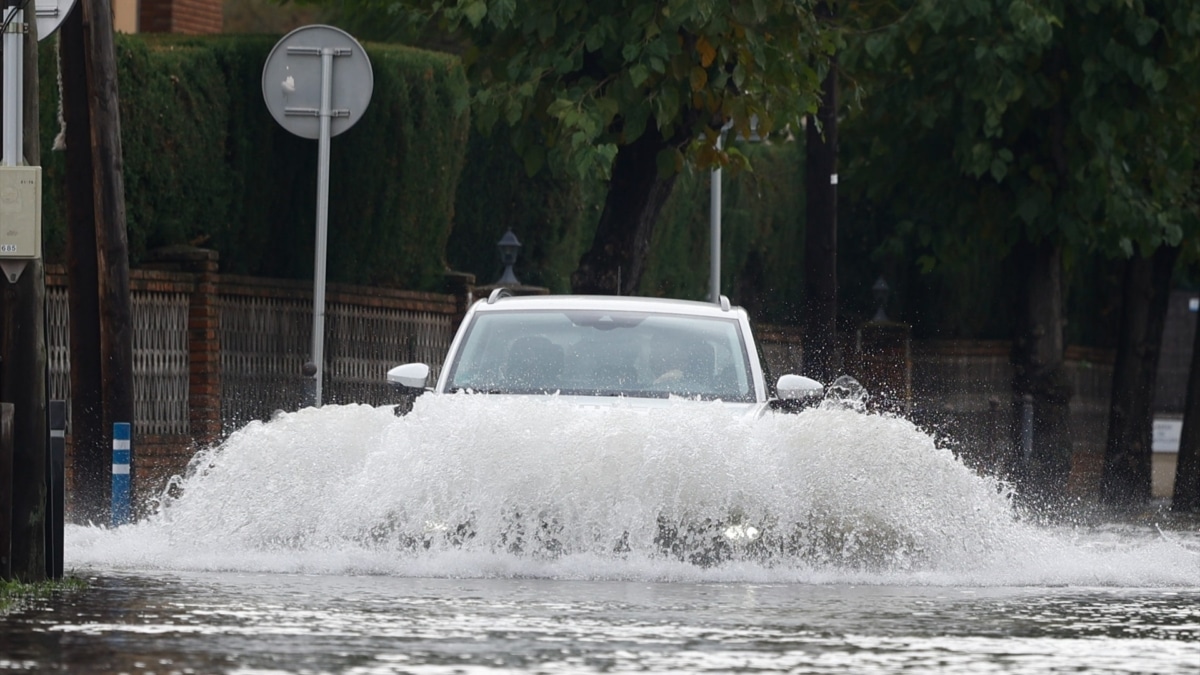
[496,229,522,286]
[872,276,890,322]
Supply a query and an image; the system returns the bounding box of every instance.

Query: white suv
[388,290,822,414]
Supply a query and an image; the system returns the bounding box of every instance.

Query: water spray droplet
[823,375,869,411]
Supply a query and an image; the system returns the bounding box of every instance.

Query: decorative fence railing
[46,273,193,439]
[46,286,70,406]
[324,303,452,404]
[45,253,463,503]
[218,293,313,428]
[132,291,191,436]
[217,277,455,428]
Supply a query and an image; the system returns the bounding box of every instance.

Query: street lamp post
[872,276,890,322]
[496,229,522,286]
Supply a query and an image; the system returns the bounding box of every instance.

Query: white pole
[311,47,334,407]
[2,4,24,167]
[709,128,727,305]
[709,164,721,304]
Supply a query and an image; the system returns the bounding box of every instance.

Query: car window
[445,309,755,402]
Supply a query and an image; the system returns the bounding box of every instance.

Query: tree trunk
[570,127,683,296]
[1172,296,1200,513]
[1011,239,1072,508]
[86,0,137,505]
[1101,244,1179,507]
[801,57,840,384]
[60,4,107,523]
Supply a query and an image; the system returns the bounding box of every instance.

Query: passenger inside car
[504,336,564,392]
[650,335,714,390]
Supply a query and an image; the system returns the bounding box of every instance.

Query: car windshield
[445,309,756,402]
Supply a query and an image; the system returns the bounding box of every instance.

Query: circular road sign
[262,25,374,140]
[35,0,78,42]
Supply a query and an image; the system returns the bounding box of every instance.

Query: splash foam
[66,396,1200,586]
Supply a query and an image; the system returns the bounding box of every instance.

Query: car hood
[433,391,766,417]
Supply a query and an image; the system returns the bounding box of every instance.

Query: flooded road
[2,398,1198,672]
[4,571,1198,673]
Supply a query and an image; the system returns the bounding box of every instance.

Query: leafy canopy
[841,0,1200,268]
[379,0,835,179]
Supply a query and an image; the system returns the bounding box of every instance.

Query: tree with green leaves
[359,0,834,294]
[840,0,1200,506]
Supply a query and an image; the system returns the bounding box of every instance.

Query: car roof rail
[719,295,731,311]
[487,287,514,304]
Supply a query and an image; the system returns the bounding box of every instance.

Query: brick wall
[139,0,223,34]
[754,330,1128,499]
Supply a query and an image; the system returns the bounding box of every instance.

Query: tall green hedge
[38,34,469,290]
[446,136,806,310]
[29,33,1131,341]
[447,131,600,293]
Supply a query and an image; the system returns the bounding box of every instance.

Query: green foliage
[0,577,87,613]
[39,34,470,290]
[640,140,805,323]
[842,0,1200,260]
[447,129,600,292]
[838,0,1200,339]
[375,0,834,181]
[447,133,807,314]
[118,40,234,262]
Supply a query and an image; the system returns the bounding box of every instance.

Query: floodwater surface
[2,396,1198,673]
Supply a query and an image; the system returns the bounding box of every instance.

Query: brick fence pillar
[443,271,476,332]
[851,321,912,414]
[145,246,221,446]
[188,251,221,446]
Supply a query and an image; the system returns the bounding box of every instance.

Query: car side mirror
[776,374,824,401]
[387,363,430,390]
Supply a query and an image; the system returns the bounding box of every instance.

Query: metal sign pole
[309,48,335,407]
[2,0,23,167]
[262,25,372,409]
[709,125,729,305]
[709,158,721,304]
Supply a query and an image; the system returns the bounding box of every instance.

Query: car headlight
[722,523,761,543]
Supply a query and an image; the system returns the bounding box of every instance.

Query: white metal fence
[46,281,456,438]
[218,294,312,428]
[218,294,454,428]
[132,291,190,436]
[46,287,191,437]
[47,287,70,405]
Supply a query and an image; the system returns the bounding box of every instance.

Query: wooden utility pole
[59,3,106,522]
[85,0,135,509]
[0,0,47,582]
[59,0,134,522]
[0,262,47,581]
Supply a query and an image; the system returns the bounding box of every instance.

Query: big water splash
[67,395,1200,585]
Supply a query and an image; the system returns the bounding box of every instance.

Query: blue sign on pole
[112,423,131,526]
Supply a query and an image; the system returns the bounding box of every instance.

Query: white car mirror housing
[387,363,431,390]
[776,374,824,401]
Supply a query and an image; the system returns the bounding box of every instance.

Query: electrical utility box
[0,166,42,259]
